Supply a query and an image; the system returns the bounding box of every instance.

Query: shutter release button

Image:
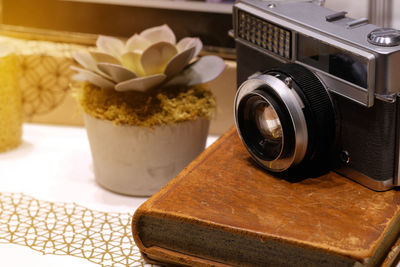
[368,28,400,47]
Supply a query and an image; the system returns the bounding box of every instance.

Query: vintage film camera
[233,0,400,191]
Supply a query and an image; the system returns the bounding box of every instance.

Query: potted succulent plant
[72,25,225,196]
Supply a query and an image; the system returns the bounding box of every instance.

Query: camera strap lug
[375,93,397,103]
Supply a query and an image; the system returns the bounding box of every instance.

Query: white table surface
[2,124,400,266]
[0,123,219,266]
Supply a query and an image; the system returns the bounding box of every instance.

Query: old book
[132,127,400,266]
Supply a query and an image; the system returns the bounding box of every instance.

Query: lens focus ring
[235,74,308,171]
[269,63,336,171]
[234,63,335,173]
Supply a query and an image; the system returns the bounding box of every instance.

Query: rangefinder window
[297,34,368,89]
[238,10,292,59]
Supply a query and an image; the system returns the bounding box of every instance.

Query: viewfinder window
[297,34,368,89]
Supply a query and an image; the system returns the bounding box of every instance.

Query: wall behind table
[8,0,396,135]
[1,0,234,48]
[325,0,400,29]
[1,35,236,135]
[1,0,237,134]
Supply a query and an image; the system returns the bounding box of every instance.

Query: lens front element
[248,97,283,161]
[255,101,283,144]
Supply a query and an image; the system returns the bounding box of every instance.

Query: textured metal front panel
[236,41,282,87]
[336,97,397,181]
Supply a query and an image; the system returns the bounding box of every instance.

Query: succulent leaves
[72,25,226,92]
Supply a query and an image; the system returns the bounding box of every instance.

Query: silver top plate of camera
[234,0,400,107]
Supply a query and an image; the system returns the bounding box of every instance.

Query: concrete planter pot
[84,113,210,196]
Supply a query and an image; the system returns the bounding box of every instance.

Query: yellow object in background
[0,35,91,126]
[0,53,22,152]
[0,34,236,135]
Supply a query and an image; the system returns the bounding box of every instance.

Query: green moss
[75,83,216,127]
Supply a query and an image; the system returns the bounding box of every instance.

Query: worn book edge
[132,127,400,266]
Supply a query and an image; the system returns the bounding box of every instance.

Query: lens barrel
[238,89,295,163]
[235,63,336,173]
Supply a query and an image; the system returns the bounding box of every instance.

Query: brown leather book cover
[132,127,400,266]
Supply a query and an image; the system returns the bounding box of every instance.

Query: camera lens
[237,88,297,170]
[254,102,282,143]
[234,63,335,173]
[254,101,283,157]
[239,93,285,161]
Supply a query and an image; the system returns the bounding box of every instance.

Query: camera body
[233,0,400,191]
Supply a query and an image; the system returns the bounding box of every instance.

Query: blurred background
[0,0,398,135]
[1,0,399,48]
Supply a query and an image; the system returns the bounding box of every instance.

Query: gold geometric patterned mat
[0,192,152,266]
